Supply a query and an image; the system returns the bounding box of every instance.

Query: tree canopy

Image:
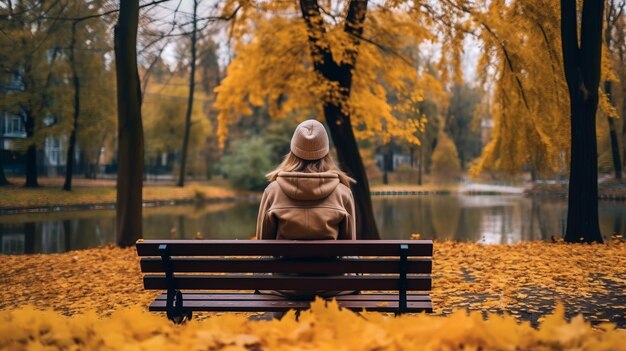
[214,1,445,149]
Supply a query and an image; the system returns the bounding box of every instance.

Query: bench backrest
[136,240,433,292]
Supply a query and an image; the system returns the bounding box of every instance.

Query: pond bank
[373,181,626,200]
[0,178,250,214]
[3,179,626,215]
[527,180,626,200]
[371,183,526,196]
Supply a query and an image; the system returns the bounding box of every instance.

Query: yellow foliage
[457,0,621,175]
[1,299,625,351]
[431,132,462,178]
[468,0,571,174]
[214,3,442,148]
[143,79,212,156]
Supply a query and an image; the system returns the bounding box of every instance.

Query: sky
[145,0,480,84]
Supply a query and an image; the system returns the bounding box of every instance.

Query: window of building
[45,136,65,166]
[2,113,26,137]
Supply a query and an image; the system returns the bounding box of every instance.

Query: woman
[256,119,356,241]
[255,119,357,301]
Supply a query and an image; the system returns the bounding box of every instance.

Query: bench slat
[144,274,432,291]
[149,298,433,313]
[154,293,431,302]
[140,257,432,274]
[136,240,433,257]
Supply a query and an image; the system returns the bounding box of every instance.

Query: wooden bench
[136,239,433,322]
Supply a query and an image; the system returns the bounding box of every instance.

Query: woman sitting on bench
[256,119,356,298]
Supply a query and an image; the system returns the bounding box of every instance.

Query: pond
[1,195,625,254]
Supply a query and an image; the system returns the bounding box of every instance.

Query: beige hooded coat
[255,171,356,241]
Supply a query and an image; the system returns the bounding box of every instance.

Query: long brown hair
[266,152,356,187]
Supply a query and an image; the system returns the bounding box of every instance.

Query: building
[0,72,79,177]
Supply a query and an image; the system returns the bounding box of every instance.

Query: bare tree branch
[38,0,170,23]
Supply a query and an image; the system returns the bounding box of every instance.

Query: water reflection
[1,195,625,254]
[372,195,571,243]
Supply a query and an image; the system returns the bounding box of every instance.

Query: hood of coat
[275,171,341,201]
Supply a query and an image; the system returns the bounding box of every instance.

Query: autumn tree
[431,131,461,180]
[415,101,440,184]
[177,0,199,187]
[115,0,144,247]
[618,6,626,170]
[215,1,438,239]
[423,0,608,242]
[602,0,624,180]
[143,77,211,177]
[62,0,114,190]
[445,83,482,170]
[0,0,72,188]
[298,0,379,238]
[561,0,605,243]
[613,10,626,169]
[197,38,222,179]
[455,1,571,177]
[76,63,116,180]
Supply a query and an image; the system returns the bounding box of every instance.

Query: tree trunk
[63,22,80,191]
[24,112,38,188]
[565,90,602,242]
[622,99,626,169]
[0,154,8,185]
[325,105,379,239]
[605,81,621,180]
[382,143,394,184]
[114,0,144,247]
[177,0,198,187]
[382,145,388,185]
[561,0,604,243]
[622,94,626,169]
[21,46,60,188]
[417,146,423,185]
[300,0,379,239]
[382,167,388,185]
[90,132,107,180]
[603,4,622,180]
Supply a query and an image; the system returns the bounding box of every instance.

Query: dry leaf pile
[1,299,625,351]
[1,241,625,328]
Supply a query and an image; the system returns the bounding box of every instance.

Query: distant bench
[136,239,433,323]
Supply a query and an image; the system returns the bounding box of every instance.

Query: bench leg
[160,245,192,324]
[167,290,192,324]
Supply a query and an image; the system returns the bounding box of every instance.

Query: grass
[0,177,243,209]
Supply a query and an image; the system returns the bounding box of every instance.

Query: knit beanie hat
[290,119,330,160]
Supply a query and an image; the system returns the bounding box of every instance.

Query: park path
[458,182,528,194]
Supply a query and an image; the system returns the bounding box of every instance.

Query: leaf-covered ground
[2,299,625,351]
[1,241,625,329]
